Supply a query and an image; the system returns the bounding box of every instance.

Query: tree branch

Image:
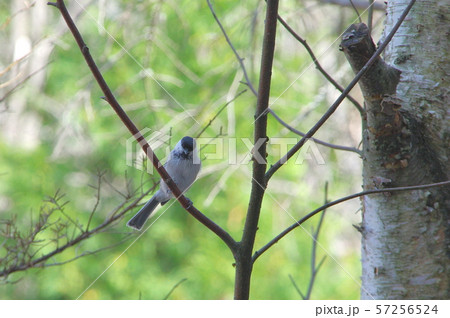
[289,182,329,300]
[0,187,144,278]
[268,108,362,155]
[207,6,363,156]
[164,278,188,300]
[368,0,375,35]
[276,14,364,114]
[233,0,279,300]
[348,0,362,23]
[195,89,247,138]
[207,0,258,96]
[319,0,385,10]
[288,274,306,299]
[305,182,329,300]
[253,180,449,262]
[264,0,417,183]
[48,0,237,253]
[208,1,362,158]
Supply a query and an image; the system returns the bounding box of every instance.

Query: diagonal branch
[289,182,329,300]
[368,0,375,35]
[265,0,417,183]
[207,0,258,96]
[268,108,362,155]
[253,180,449,262]
[288,274,306,299]
[0,189,145,278]
[48,0,237,253]
[276,14,364,114]
[305,182,329,299]
[195,89,247,138]
[319,0,385,11]
[207,2,359,156]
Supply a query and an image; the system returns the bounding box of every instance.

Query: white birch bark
[361,0,449,299]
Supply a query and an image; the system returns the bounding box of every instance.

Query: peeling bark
[341,1,449,299]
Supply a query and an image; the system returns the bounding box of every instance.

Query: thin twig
[316,256,327,273]
[86,170,106,232]
[276,15,364,114]
[164,278,188,300]
[50,195,84,233]
[287,183,329,300]
[265,0,417,182]
[199,128,227,153]
[305,182,329,299]
[253,179,450,262]
[0,189,146,278]
[0,62,50,103]
[288,274,306,299]
[195,89,247,138]
[348,0,362,23]
[268,108,362,155]
[0,1,36,31]
[319,0,385,10]
[368,0,375,35]
[103,171,141,201]
[206,0,258,96]
[43,235,133,268]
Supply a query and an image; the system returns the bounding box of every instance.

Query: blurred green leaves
[0,0,367,299]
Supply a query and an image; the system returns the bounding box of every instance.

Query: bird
[127,136,201,230]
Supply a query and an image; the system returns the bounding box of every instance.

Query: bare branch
[264,0,417,183]
[319,0,385,10]
[305,182,329,300]
[368,0,375,35]
[164,278,188,300]
[195,89,247,138]
[48,0,237,253]
[0,1,36,31]
[206,0,258,96]
[288,274,306,299]
[43,235,133,268]
[0,63,50,104]
[253,179,449,262]
[276,14,364,114]
[287,182,329,300]
[348,0,363,23]
[86,170,106,232]
[234,0,279,300]
[268,108,362,155]
[0,187,144,278]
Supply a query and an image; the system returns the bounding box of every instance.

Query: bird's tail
[126,198,160,230]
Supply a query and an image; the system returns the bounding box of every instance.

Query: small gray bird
[127,136,201,230]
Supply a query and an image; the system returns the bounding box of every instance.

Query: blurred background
[0,0,385,299]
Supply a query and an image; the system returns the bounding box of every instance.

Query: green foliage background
[0,0,381,299]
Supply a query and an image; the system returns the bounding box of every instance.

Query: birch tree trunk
[341,0,449,299]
